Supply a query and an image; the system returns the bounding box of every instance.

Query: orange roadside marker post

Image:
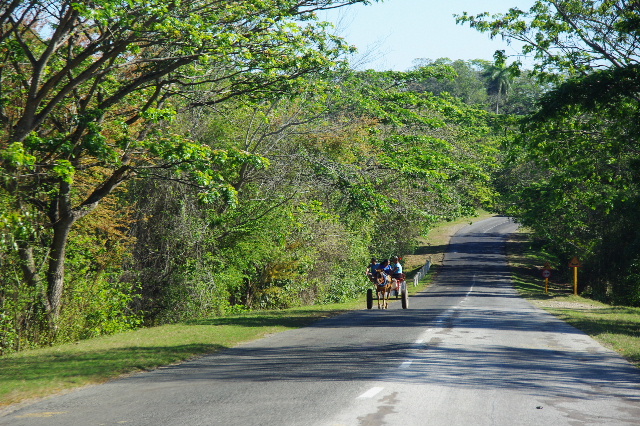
[568,256,582,295]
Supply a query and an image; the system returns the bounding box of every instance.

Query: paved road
[3,216,640,425]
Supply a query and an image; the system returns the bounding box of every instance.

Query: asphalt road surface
[3,216,640,425]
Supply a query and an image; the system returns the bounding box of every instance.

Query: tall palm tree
[482,52,519,114]
[483,65,512,113]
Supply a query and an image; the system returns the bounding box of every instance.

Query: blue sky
[320,0,536,71]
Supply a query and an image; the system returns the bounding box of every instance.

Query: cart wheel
[401,289,409,309]
[366,289,373,309]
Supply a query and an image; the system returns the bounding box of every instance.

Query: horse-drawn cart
[366,273,409,310]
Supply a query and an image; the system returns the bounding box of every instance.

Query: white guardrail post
[413,259,432,286]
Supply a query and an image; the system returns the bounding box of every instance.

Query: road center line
[464,274,476,298]
[357,386,384,399]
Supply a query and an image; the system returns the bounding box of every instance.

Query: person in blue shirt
[390,256,403,279]
[365,257,378,283]
[378,259,392,274]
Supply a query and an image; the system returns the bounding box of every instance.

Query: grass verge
[0,211,492,409]
[507,230,640,368]
[0,306,356,408]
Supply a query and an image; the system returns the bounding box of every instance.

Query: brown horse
[375,271,393,309]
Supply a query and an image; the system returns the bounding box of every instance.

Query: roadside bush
[58,276,142,341]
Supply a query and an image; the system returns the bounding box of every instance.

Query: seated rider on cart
[365,258,388,284]
[379,259,393,288]
[378,259,392,275]
[365,258,378,283]
[366,257,402,285]
[389,256,404,294]
[389,256,403,280]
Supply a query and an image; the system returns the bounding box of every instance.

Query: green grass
[0,212,490,408]
[507,230,640,368]
[0,306,355,407]
[549,307,640,366]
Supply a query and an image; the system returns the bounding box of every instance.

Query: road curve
[2,216,640,425]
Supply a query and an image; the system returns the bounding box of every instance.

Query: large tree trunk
[41,166,132,334]
[45,216,75,332]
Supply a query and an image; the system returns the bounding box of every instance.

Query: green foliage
[456,0,640,78]
[0,142,36,168]
[0,0,373,342]
[480,1,640,305]
[481,51,521,113]
[0,271,46,354]
[58,276,142,342]
[411,58,490,106]
[501,91,640,304]
[123,64,502,320]
[1,1,523,350]
[530,65,640,119]
[410,58,547,115]
[536,90,638,299]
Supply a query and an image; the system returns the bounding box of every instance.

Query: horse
[375,271,394,309]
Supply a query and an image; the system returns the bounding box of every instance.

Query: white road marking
[357,386,384,399]
[464,275,476,298]
[485,217,511,233]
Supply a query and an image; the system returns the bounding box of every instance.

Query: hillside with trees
[1,0,638,354]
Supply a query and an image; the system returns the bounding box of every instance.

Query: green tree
[125,89,376,317]
[481,51,520,113]
[0,0,373,335]
[456,0,640,78]
[509,67,640,303]
[461,0,640,304]
[410,57,545,115]
[410,58,490,106]
[499,71,551,115]
[318,67,502,245]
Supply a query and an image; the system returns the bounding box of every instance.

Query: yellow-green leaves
[140,108,177,123]
[52,160,76,184]
[0,142,35,167]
